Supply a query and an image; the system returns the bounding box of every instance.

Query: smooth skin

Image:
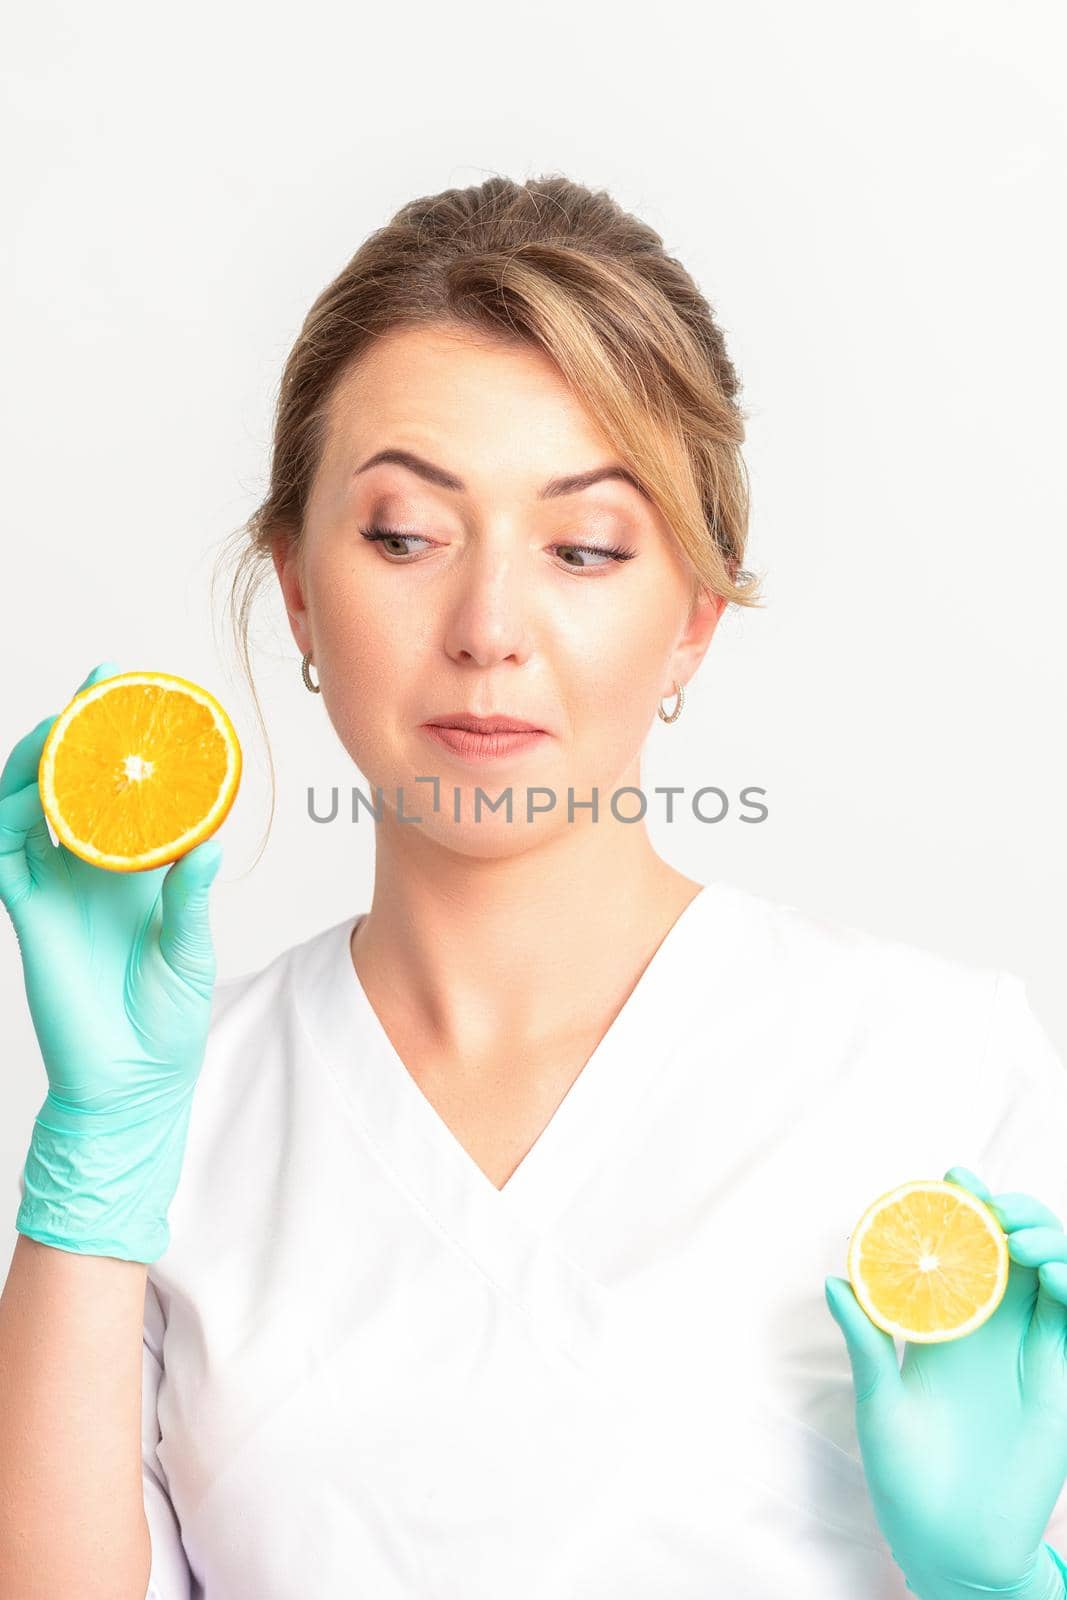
[826,1165,1067,1598]
[272,320,726,1190]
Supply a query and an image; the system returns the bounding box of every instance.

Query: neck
[351,813,702,1064]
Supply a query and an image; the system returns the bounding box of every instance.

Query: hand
[0,661,226,1262]
[825,1166,1067,1600]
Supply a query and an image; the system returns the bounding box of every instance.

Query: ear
[664,587,727,698]
[270,537,311,656]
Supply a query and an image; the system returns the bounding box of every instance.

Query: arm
[0,661,225,1598]
[0,1234,152,1600]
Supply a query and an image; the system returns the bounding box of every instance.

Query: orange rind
[38,671,241,872]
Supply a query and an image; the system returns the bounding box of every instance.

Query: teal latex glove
[1,661,225,1263]
[825,1165,1067,1600]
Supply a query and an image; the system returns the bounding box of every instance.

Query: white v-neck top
[128,879,1067,1598]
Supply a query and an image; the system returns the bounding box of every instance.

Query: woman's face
[273,321,724,856]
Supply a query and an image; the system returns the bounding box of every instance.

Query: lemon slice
[38,671,242,872]
[846,1178,1010,1343]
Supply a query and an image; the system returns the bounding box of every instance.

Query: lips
[421,720,549,763]
[425,713,546,734]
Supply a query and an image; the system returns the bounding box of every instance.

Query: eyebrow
[353,447,650,502]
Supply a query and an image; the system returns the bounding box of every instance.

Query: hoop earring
[657,680,684,723]
[301,651,321,694]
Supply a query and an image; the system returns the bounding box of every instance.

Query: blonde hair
[213,172,764,861]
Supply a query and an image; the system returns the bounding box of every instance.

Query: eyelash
[359,524,637,571]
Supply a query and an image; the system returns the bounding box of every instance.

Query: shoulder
[700,886,1065,1176]
[697,876,1003,1046]
[192,914,359,1108]
[208,913,355,1029]
[167,914,361,1238]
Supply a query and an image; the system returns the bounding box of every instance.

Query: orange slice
[38,671,242,872]
[846,1178,1010,1343]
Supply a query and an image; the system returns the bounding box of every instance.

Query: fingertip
[824,1280,842,1327]
[1038,1261,1067,1303]
[944,1166,993,1202]
[77,661,122,693]
[183,835,225,878]
[985,1192,1061,1234]
[824,1276,852,1313]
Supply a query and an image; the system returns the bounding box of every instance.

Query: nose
[441,539,534,669]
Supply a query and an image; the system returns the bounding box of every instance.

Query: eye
[360,525,432,558]
[552,541,637,572]
[360,526,638,572]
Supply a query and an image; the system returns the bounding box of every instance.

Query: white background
[2,0,1064,1264]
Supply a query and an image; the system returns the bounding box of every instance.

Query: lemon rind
[846,1178,1010,1344]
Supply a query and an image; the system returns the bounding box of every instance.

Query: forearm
[0,1232,152,1600]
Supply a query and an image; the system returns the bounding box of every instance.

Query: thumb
[158,836,224,996]
[825,1276,902,1405]
[76,660,123,692]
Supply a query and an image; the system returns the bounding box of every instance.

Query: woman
[3,174,1067,1599]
